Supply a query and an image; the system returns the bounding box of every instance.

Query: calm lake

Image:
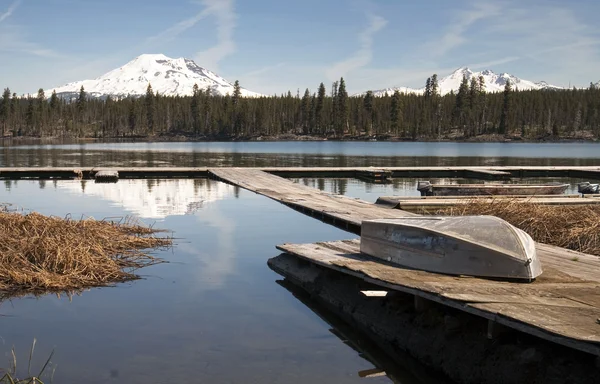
[1,140,599,383]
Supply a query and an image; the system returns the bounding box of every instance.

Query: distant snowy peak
[46,54,262,99]
[365,87,423,97]
[358,67,563,97]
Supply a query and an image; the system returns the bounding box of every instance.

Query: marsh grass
[0,204,172,296]
[435,199,600,256]
[0,340,55,384]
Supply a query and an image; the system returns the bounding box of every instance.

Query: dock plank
[1,165,600,180]
[276,240,600,356]
[390,197,600,213]
[209,168,600,283]
[209,168,417,228]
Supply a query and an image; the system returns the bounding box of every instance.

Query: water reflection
[293,177,593,202]
[2,141,600,167]
[55,178,232,219]
[275,278,446,384]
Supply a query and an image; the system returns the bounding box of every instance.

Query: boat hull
[417,181,569,197]
[360,216,541,281]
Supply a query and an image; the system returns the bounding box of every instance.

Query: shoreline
[1,132,599,145]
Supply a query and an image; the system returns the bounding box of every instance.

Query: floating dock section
[2,165,600,180]
[206,169,600,358]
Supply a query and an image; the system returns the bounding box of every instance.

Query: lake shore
[2,131,599,145]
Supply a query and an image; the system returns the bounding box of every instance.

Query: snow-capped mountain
[358,67,563,97]
[46,54,262,99]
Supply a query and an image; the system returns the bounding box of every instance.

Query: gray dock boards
[376,196,600,213]
[209,168,416,229]
[2,165,600,180]
[208,168,600,356]
[276,240,600,356]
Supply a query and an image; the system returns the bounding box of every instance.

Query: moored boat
[360,216,541,281]
[577,181,600,195]
[417,181,569,197]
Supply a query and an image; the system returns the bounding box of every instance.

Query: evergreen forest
[1,75,599,141]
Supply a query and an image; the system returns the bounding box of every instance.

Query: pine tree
[0,88,10,136]
[331,81,338,134]
[301,88,311,134]
[309,94,316,134]
[36,88,46,136]
[128,99,137,135]
[191,84,201,133]
[145,83,155,134]
[477,75,486,134]
[425,78,432,98]
[316,83,326,133]
[391,90,402,136]
[26,98,35,134]
[431,74,439,98]
[364,90,374,135]
[336,77,349,135]
[203,87,213,135]
[453,75,470,130]
[232,80,241,106]
[49,90,58,111]
[77,86,86,115]
[499,79,512,135]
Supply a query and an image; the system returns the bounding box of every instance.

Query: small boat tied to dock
[417,180,570,197]
[360,215,542,281]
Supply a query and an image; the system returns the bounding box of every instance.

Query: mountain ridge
[355,67,565,97]
[46,54,262,99]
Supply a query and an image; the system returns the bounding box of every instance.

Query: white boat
[360,216,541,281]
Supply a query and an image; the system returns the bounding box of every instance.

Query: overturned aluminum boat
[360,216,541,281]
[417,181,569,197]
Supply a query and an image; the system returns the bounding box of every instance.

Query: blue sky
[1,0,599,95]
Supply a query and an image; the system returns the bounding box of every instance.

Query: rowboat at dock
[360,216,541,281]
[417,181,569,197]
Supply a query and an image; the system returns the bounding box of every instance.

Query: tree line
[1,76,599,140]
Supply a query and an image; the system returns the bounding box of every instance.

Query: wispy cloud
[430,2,501,57]
[473,2,600,85]
[468,56,521,70]
[146,7,212,46]
[0,2,64,59]
[0,0,21,23]
[193,0,237,72]
[326,14,388,80]
[241,62,286,78]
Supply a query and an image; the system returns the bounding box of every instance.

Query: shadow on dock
[268,253,599,384]
[274,278,448,384]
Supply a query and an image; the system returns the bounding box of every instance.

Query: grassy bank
[0,204,171,298]
[436,199,600,256]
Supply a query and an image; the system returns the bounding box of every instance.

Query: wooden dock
[209,168,416,233]
[206,169,600,357]
[0,165,599,357]
[276,240,600,357]
[375,195,600,213]
[2,165,600,180]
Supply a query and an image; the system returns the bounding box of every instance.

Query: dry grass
[0,204,171,297]
[435,199,600,256]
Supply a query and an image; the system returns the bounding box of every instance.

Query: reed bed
[0,204,171,296]
[435,199,600,256]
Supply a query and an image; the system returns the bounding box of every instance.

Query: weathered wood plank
[0,165,600,180]
[393,197,600,213]
[276,240,600,356]
[209,168,416,230]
